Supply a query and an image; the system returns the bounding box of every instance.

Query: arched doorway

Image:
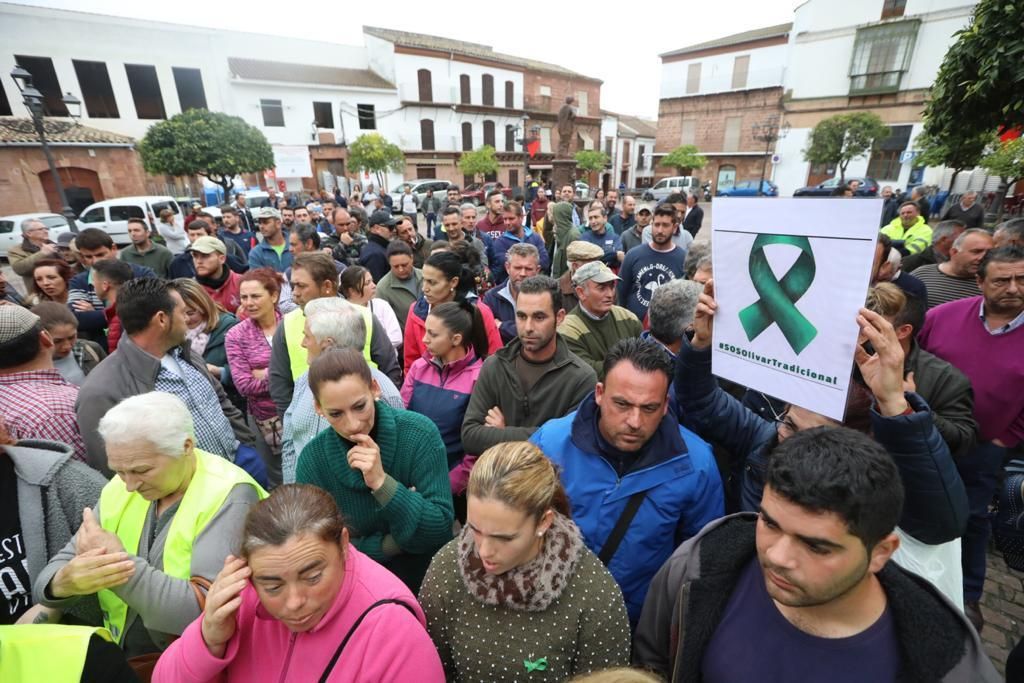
[39,167,103,216]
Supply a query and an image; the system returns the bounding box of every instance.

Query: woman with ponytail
[402,250,502,374]
[418,442,630,681]
[401,301,485,513]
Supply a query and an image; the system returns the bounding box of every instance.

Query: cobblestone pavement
[983,550,1023,676]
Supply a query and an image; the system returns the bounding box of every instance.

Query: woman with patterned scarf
[419,441,630,681]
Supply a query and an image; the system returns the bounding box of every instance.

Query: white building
[0,4,610,202]
[655,0,981,197]
[774,0,977,194]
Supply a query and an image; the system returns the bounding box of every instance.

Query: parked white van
[76,196,184,243]
[641,176,700,202]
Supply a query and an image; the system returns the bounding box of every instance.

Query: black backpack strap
[318,599,416,683]
[598,490,648,566]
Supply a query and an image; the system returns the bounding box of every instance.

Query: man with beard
[247,208,292,272]
[190,236,243,313]
[462,275,596,456]
[634,424,996,681]
[618,205,686,320]
[218,206,255,255]
[119,217,173,278]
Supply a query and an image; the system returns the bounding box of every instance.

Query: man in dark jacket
[865,282,976,457]
[462,275,595,455]
[941,191,985,228]
[902,219,965,273]
[633,427,997,682]
[359,209,395,282]
[76,278,255,474]
[681,193,704,238]
[676,281,968,575]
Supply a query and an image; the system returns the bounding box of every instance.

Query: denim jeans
[958,440,1007,601]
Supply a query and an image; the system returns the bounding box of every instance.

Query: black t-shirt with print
[0,452,33,623]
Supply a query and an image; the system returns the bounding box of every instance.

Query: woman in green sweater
[419,441,630,681]
[296,348,454,592]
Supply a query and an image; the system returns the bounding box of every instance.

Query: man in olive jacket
[462,275,596,455]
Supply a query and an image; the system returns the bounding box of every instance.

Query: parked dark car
[793,176,879,197]
[716,180,778,197]
[462,182,515,205]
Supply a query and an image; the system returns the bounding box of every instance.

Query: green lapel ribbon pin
[738,234,818,355]
[524,657,548,672]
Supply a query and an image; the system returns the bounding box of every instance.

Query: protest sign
[711,198,882,421]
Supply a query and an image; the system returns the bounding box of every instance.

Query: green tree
[659,145,708,175]
[803,112,890,185]
[138,109,273,199]
[574,150,610,175]
[347,133,405,191]
[923,0,1024,144]
[914,129,992,191]
[980,137,1024,223]
[459,146,499,184]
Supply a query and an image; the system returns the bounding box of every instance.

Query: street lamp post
[10,64,82,230]
[752,116,790,197]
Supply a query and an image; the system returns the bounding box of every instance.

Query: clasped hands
[50,507,135,598]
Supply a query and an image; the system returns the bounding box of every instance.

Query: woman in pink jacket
[225,267,284,486]
[153,484,444,683]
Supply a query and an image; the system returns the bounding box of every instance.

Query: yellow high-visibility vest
[97,449,267,643]
[283,305,375,381]
[0,624,113,682]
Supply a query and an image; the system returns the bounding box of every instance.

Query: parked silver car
[389,180,451,213]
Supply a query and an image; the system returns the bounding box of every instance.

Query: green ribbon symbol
[524,657,548,673]
[738,234,818,355]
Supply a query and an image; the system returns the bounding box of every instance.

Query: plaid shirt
[0,369,87,462]
[153,348,238,459]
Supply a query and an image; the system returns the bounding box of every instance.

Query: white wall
[392,52,523,108]
[660,43,787,99]
[0,3,384,145]
[786,0,974,99]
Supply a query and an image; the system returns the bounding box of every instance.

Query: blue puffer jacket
[675,340,968,545]
[531,392,724,624]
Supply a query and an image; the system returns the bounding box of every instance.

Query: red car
[462,182,514,205]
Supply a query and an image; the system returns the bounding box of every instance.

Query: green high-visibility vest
[0,624,113,682]
[97,449,267,644]
[283,305,376,381]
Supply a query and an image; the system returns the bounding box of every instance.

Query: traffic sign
[899,150,920,164]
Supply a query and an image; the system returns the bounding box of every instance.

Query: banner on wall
[711,198,882,421]
[272,145,312,178]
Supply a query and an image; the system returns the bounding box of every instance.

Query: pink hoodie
[153,547,444,683]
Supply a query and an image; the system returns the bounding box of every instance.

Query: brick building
[0,117,145,216]
[655,24,789,194]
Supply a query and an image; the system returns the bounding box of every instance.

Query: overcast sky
[10,0,798,118]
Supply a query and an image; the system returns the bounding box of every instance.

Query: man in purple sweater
[918,245,1024,632]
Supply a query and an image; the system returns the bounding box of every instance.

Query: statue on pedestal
[556,96,576,158]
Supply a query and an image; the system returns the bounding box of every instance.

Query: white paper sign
[272,145,313,178]
[711,198,882,421]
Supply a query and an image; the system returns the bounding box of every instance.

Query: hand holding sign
[691,280,717,350]
[854,307,909,417]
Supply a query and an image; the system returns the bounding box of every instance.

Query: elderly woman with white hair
[281,297,404,484]
[33,392,266,661]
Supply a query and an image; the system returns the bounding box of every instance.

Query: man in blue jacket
[531,336,724,624]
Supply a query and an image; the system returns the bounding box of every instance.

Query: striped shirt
[0,369,87,462]
[910,264,981,309]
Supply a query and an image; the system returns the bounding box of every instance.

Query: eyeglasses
[764,399,798,435]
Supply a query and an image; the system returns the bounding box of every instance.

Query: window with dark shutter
[313,101,334,129]
[460,75,471,104]
[357,104,376,130]
[505,125,515,152]
[124,63,166,120]
[482,74,494,106]
[15,55,69,116]
[483,120,495,147]
[505,80,514,108]
[172,67,207,111]
[417,69,433,102]
[420,119,435,150]
[73,60,119,118]
[462,122,473,151]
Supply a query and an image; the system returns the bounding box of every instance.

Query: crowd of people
[0,179,1022,683]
